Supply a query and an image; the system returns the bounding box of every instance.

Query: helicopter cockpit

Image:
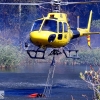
[42,20,57,32]
[31,19,57,33]
[31,20,43,31]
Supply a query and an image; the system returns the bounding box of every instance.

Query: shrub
[78,49,100,66]
[0,44,23,67]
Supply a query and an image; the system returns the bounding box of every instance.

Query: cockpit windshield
[31,20,43,31]
[42,20,57,33]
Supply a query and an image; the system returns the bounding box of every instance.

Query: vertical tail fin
[87,10,92,32]
[87,10,92,48]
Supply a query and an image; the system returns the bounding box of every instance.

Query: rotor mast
[51,0,61,12]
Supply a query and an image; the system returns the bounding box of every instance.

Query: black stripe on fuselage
[71,29,80,39]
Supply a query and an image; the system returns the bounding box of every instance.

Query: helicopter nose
[48,34,56,43]
[30,31,49,45]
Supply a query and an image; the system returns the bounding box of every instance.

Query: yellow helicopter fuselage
[30,13,73,48]
[30,10,95,48]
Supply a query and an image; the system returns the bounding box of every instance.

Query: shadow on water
[0,63,97,100]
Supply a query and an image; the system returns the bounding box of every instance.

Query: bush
[0,44,23,67]
[92,20,100,29]
[91,20,100,31]
[78,49,100,66]
[63,48,100,66]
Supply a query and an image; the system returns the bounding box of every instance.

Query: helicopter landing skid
[63,49,80,59]
[27,48,46,59]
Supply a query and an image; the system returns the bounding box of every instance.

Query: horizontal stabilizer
[82,32,100,36]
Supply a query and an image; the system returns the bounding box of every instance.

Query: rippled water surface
[0,63,96,100]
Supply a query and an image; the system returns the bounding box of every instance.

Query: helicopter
[0,0,100,59]
[25,0,100,59]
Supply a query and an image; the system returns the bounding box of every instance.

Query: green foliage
[91,19,100,35]
[0,0,40,32]
[62,49,100,66]
[92,19,100,30]
[0,44,23,67]
[78,49,100,66]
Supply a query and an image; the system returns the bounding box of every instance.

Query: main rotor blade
[0,2,51,6]
[61,1,100,5]
[0,1,100,6]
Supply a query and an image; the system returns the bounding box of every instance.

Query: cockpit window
[42,20,57,33]
[64,23,68,32]
[31,20,43,31]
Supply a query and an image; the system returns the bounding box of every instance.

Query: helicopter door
[58,22,63,40]
[63,23,68,40]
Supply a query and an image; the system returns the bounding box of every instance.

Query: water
[0,63,97,100]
